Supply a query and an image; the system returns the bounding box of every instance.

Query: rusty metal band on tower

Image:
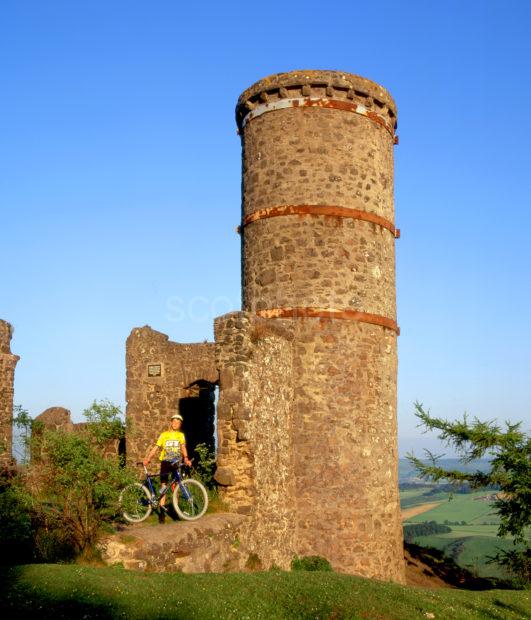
[242,204,400,238]
[243,202,401,333]
[256,307,400,334]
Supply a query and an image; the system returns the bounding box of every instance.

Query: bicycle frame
[141,462,192,506]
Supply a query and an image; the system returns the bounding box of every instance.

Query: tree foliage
[0,472,34,563]
[403,521,452,543]
[407,402,531,583]
[1,400,135,562]
[82,399,126,449]
[291,555,333,572]
[193,442,217,489]
[13,405,33,464]
[30,432,131,553]
[28,401,134,554]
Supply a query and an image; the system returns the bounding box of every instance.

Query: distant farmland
[400,484,513,579]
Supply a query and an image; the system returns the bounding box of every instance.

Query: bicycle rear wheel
[172,479,208,521]
[120,483,153,523]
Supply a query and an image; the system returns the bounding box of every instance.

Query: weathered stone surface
[34,407,74,432]
[214,311,297,570]
[0,320,19,467]
[99,514,251,573]
[214,466,236,486]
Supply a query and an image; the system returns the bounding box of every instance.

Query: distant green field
[400,487,512,579]
[399,487,433,509]
[405,491,499,525]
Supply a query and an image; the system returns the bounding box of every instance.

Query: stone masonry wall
[290,318,403,580]
[100,514,249,573]
[0,320,19,467]
[214,312,297,569]
[125,326,218,466]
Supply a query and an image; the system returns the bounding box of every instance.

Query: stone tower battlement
[236,70,397,133]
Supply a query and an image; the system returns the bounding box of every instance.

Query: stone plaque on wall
[147,364,162,377]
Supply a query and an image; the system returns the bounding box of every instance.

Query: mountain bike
[119,460,208,523]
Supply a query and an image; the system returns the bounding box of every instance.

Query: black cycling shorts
[159,459,179,483]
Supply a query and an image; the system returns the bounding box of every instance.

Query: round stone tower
[236,70,404,581]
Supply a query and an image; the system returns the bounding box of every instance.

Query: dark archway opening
[179,380,217,460]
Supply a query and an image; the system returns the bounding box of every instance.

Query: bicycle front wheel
[172,479,208,521]
[120,483,153,523]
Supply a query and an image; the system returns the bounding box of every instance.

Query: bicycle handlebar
[135,458,194,473]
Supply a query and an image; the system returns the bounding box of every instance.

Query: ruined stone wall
[34,407,74,432]
[214,312,297,569]
[236,70,404,582]
[120,70,405,581]
[125,326,218,466]
[0,320,19,467]
[33,407,123,461]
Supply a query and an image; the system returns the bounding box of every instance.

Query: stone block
[214,466,236,486]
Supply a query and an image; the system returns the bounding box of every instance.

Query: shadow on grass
[0,566,114,619]
[405,543,513,590]
[0,565,192,620]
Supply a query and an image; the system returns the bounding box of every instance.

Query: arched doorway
[179,380,218,460]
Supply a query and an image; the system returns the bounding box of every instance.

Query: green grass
[1,564,529,620]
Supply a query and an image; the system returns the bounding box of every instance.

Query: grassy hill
[1,564,529,620]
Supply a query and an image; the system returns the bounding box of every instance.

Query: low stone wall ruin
[100,514,249,572]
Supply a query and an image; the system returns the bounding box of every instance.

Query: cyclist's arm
[181,443,192,467]
[143,443,160,465]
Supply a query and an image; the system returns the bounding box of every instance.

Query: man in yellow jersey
[143,413,192,522]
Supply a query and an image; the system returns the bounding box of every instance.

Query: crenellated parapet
[236,69,397,138]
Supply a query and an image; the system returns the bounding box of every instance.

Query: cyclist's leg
[159,461,171,508]
[168,460,180,498]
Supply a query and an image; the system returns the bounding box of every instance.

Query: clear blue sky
[1,1,530,456]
